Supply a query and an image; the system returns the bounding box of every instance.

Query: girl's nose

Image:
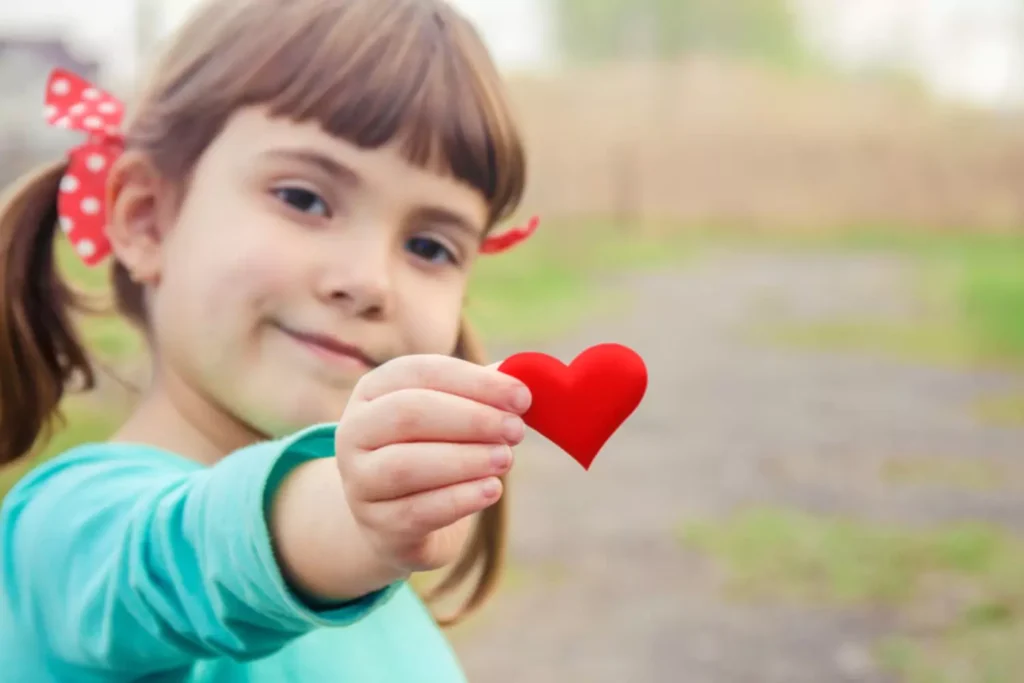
[317,241,395,319]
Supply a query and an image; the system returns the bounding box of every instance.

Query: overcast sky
[0,0,552,82]
[2,0,1023,106]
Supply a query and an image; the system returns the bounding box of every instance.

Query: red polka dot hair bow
[44,68,125,266]
[43,67,536,264]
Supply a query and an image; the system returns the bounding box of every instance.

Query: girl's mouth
[276,325,379,370]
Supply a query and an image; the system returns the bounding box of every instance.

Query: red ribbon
[45,68,125,266]
[480,215,540,255]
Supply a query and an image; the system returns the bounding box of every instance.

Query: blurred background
[2,1,1024,681]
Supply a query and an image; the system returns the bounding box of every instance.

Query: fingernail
[481,478,501,499]
[510,385,532,413]
[491,445,512,470]
[502,416,524,443]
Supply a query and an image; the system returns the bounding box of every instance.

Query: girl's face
[142,108,488,437]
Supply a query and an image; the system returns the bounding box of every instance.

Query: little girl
[0,0,541,680]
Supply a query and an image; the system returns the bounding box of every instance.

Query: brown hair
[0,0,525,627]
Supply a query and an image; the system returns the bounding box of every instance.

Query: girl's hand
[334,354,531,576]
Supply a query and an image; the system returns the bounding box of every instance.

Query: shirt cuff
[257,423,403,627]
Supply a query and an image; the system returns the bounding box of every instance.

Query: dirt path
[454,248,1024,683]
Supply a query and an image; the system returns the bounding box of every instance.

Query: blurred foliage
[554,0,809,67]
[745,232,1024,370]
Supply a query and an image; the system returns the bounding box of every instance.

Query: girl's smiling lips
[276,324,380,369]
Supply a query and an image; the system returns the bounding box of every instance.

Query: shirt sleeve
[0,423,401,675]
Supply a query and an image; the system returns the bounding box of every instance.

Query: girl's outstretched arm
[1,356,526,676]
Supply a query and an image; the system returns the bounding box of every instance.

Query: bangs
[185,0,525,227]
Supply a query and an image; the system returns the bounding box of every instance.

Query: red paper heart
[498,343,648,470]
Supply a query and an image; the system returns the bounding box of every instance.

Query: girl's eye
[272,186,331,218]
[406,236,457,265]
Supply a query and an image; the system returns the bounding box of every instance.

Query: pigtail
[0,162,96,464]
[424,319,509,628]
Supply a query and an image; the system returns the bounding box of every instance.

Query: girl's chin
[260,387,355,433]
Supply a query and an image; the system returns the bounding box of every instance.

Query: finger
[355,354,531,414]
[349,442,514,502]
[345,389,525,451]
[362,477,504,541]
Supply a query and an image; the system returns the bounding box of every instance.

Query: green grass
[881,624,1024,683]
[754,320,978,365]
[467,220,693,343]
[973,393,1024,428]
[958,251,1024,362]
[0,396,124,499]
[55,238,144,362]
[680,507,1024,682]
[55,236,111,291]
[679,507,1016,606]
[746,231,1024,368]
[880,455,1016,492]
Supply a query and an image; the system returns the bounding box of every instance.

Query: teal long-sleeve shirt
[0,424,468,682]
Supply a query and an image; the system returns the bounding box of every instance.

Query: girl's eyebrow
[411,206,483,238]
[259,147,361,187]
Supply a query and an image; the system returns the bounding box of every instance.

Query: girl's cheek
[212,248,301,305]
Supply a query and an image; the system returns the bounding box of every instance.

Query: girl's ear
[105,151,177,285]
